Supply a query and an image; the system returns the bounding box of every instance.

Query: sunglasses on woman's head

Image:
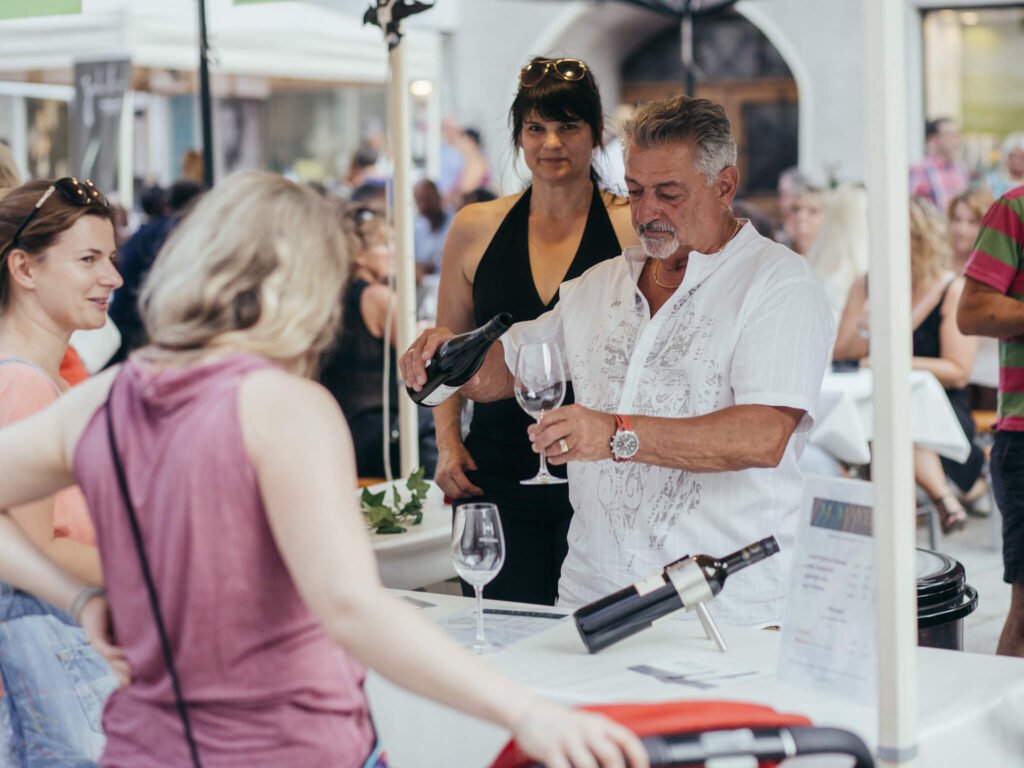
[519,58,588,88]
[2,177,109,258]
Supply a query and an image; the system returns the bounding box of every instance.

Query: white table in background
[810,370,971,465]
[366,590,1024,768]
[366,481,454,589]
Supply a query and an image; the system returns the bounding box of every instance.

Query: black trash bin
[917,548,978,650]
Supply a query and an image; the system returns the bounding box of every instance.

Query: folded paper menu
[778,476,878,705]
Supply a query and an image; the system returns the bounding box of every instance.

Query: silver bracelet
[69,585,107,624]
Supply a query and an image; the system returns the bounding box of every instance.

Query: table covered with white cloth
[366,590,1024,767]
[367,481,454,589]
[809,370,971,466]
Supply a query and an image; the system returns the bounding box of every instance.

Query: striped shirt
[963,187,1024,430]
[909,154,970,214]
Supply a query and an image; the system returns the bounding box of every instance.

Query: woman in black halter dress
[428,58,636,604]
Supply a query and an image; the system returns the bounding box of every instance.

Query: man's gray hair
[621,95,737,185]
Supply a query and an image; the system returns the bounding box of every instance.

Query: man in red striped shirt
[958,185,1024,657]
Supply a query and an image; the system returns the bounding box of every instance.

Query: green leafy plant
[360,467,430,534]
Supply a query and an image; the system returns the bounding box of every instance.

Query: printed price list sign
[436,606,568,649]
[777,477,878,705]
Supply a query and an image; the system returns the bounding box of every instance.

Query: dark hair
[140,185,167,218]
[0,179,115,311]
[167,179,204,214]
[352,145,378,170]
[464,128,483,147]
[351,180,387,204]
[925,117,953,141]
[509,57,604,156]
[462,187,497,206]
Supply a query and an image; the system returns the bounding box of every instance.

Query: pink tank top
[73,354,374,768]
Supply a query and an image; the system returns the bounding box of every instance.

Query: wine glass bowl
[514,344,569,486]
[451,503,506,654]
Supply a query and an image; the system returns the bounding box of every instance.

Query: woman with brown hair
[0,177,122,764]
[429,57,637,605]
[835,197,982,531]
[0,172,645,768]
[949,189,998,415]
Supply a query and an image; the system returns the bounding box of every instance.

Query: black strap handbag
[105,380,203,768]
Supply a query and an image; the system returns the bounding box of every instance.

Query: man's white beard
[640,232,680,261]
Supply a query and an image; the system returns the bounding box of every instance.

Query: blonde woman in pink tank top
[0,172,647,768]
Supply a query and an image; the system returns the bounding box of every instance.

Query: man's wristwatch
[610,414,639,462]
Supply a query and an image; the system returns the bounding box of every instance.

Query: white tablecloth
[366,591,1024,768]
[366,481,454,589]
[809,370,971,465]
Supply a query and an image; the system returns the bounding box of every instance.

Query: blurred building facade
[0,0,1021,205]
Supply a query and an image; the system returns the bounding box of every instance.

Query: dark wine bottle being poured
[573,536,780,654]
[406,313,513,407]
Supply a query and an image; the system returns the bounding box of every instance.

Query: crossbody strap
[105,378,203,768]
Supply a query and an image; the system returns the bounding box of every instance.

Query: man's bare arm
[533,403,805,473]
[957,277,1024,338]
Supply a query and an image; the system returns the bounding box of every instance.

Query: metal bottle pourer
[665,557,728,652]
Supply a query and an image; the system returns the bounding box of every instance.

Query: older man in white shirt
[403,95,834,626]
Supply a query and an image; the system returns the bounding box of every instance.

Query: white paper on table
[778,477,878,706]
[436,605,569,649]
[627,656,768,690]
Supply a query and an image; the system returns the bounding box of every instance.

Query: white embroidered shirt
[502,223,835,626]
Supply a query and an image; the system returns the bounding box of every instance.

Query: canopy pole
[365,1,435,479]
[197,0,215,188]
[388,38,420,479]
[864,0,917,765]
[118,89,134,208]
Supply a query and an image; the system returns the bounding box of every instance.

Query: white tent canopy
[0,0,443,83]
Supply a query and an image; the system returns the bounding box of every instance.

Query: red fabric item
[490,700,812,768]
[59,346,89,386]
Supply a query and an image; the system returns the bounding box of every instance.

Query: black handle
[789,726,874,768]
[523,725,873,768]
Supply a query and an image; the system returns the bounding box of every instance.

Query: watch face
[613,430,639,459]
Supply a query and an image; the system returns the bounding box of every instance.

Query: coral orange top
[0,358,96,545]
[59,346,90,387]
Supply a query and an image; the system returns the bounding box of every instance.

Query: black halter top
[466,184,623,477]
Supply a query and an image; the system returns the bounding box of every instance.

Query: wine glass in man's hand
[514,343,569,486]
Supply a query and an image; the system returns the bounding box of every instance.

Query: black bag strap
[105,377,203,768]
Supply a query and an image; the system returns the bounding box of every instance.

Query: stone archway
[538,2,806,222]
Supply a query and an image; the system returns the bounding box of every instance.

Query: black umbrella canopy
[608,0,738,15]
[507,0,738,16]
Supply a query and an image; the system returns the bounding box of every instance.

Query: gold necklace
[650,218,742,290]
[652,259,684,289]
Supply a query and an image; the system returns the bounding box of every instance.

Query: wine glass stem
[538,447,552,478]
[474,585,486,649]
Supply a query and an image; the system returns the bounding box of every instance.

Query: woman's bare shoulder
[601,190,637,248]
[944,272,967,308]
[239,369,343,451]
[451,192,521,236]
[445,192,525,279]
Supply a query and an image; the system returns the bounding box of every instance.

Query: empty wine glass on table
[451,503,506,654]
[514,343,569,486]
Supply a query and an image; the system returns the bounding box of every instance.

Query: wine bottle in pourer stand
[573,536,780,654]
[406,312,513,407]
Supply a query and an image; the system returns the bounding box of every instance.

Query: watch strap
[612,414,636,462]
